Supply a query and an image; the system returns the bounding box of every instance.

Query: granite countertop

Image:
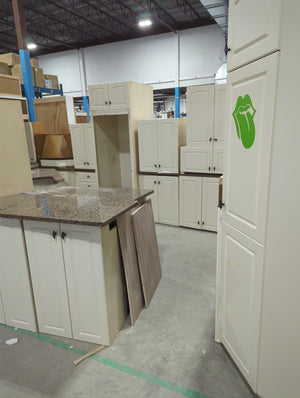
[0,186,153,226]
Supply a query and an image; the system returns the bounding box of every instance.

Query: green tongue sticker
[232,94,256,149]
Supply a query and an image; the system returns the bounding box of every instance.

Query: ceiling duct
[200,0,229,35]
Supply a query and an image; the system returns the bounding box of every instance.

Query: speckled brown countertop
[31,168,65,183]
[0,186,153,226]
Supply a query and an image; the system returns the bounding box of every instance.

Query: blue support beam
[83,96,91,122]
[19,49,36,122]
[175,87,180,118]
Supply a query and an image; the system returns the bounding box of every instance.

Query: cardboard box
[0,53,20,67]
[0,74,21,96]
[31,58,39,68]
[0,62,10,75]
[44,74,59,90]
[11,64,36,85]
[34,67,44,88]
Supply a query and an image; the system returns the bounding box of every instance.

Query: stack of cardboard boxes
[0,53,59,89]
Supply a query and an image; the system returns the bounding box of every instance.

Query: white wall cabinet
[179,176,218,232]
[180,144,223,174]
[24,220,126,345]
[227,0,282,72]
[70,123,97,170]
[89,82,129,114]
[138,119,186,174]
[139,175,178,226]
[0,218,37,331]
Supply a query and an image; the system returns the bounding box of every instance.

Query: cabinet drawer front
[76,172,97,182]
[77,181,98,188]
[181,146,213,173]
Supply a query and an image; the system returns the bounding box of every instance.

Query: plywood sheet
[41,135,73,159]
[34,97,69,135]
[117,207,144,325]
[132,200,161,307]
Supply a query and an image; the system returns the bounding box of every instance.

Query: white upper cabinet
[227,0,283,71]
[179,176,202,229]
[138,119,181,174]
[0,218,37,331]
[89,82,129,114]
[70,123,97,170]
[138,120,157,173]
[181,145,213,174]
[202,178,219,231]
[214,84,228,144]
[222,52,279,244]
[187,85,215,146]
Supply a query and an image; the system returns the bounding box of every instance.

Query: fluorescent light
[27,43,37,50]
[138,19,152,27]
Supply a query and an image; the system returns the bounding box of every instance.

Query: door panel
[157,119,178,173]
[214,84,228,143]
[138,120,157,173]
[220,222,264,391]
[109,82,129,111]
[0,218,36,331]
[202,178,219,232]
[139,175,159,222]
[212,143,224,174]
[181,145,213,173]
[223,53,279,244]
[24,220,72,338]
[158,176,178,226]
[85,124,97,169]
[61,224,110,345]
[227,0,282,71]
[187,85,214,145]
[70,124,86,169]
[88,84,108,112]
[179,176,202,229]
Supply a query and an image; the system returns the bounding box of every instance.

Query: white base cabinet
[139,175,178,226]
[180,176,219,232]
[24,220,127,345]
[75,171,98,188]
[0,218,37,331]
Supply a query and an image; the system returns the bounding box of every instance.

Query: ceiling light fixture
[27,43,37,50]
[138,19,152,27]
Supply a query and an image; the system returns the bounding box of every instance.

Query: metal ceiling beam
[46,0,123,37]
[132,0,177,33]
[169,0,201,23]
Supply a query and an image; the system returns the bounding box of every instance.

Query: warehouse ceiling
[0,0,225,56]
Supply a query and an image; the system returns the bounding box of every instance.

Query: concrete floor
[0,224,256,398]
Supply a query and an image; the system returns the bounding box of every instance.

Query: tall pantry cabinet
[217,2,300,397]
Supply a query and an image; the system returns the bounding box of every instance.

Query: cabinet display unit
[181,84,227,174]
[89,81,153,189]
[138,119,186,174]
[179,176,219,232]
[139,175,178,226]
[24,220,127,345]
[216,2,300,398]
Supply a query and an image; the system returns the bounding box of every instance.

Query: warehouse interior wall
[38,25,225,96]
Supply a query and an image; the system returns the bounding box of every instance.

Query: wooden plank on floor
[117,207,144,325]
[132,200,162,307]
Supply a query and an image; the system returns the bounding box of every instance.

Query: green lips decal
[232,94,256,149]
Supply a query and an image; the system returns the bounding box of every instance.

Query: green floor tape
[1,324,210,398]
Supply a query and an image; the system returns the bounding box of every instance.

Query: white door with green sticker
[222,52,279,245]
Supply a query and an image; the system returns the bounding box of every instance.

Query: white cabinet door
[158,176,178,226]
[220,222,264,390]
[157,119,178,174]
[223,52,279,244]
[179,176,202,229]
[24,220,72,338]
[214,84,228,144]
[212,143,224,174]
[138,120,157,173]
[139,175,159,222]
[187,85,214,146]
[109,82,129,112]
[202,178,219,232]
[227,0,282,71]
[0,218,36,331]
[85,124,97,169]
[70,125,86,169]
[180,145,213,173]
[61,223,110,345]
[88,84,109,112]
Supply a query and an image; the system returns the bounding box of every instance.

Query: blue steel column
[83,96,91,122]
[175,87,180,118]
[19,49,36,122]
